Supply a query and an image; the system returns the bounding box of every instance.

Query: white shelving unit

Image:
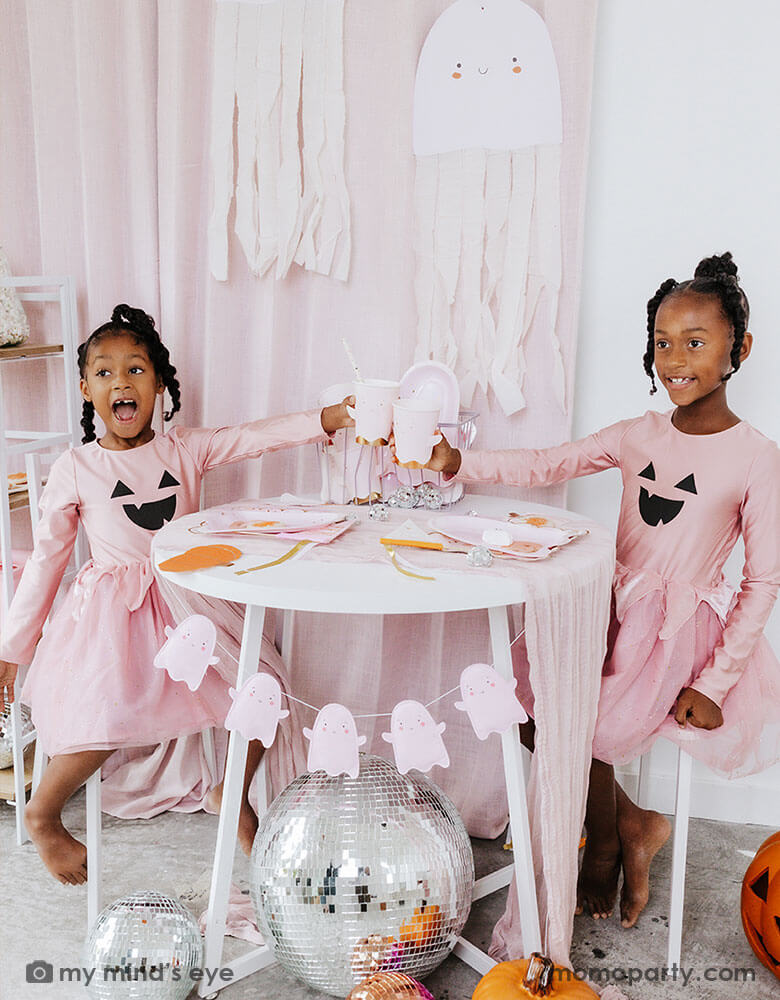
[0,276,83,845]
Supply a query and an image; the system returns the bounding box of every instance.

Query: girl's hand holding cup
[321,396,356,435]
[425,433,462,476]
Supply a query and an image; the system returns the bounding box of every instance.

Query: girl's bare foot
[617,803,671,927]
[25,805,88,885]
[576,838,621,919]
[205,785,258,856]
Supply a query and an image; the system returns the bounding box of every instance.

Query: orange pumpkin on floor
[472,953,598,999]
[741,831,780,979]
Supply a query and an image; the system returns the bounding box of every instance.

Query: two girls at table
[428,252,780,928]
[2,252,779,935]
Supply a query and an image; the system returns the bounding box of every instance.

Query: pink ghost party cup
[346,379,400,446]
[392,398,442,468]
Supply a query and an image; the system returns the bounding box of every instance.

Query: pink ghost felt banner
[225,673,290,747]
[382,700,450,775]
[303,703,366,779]
[455,662,528,739]
[153,615,219,691]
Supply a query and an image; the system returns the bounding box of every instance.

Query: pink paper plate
[192,507,344,536]
[429,515,574,560]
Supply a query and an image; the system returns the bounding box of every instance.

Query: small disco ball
[250,754,474,996]
[83,891,202,999]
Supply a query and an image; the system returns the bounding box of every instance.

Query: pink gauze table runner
[155,499,615,964]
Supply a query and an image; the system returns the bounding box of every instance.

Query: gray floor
[0,791,776,999]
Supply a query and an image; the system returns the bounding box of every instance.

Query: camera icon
[26,960,54,984]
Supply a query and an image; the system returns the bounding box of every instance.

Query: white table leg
[200,603,266,998]
[488,604,542,955]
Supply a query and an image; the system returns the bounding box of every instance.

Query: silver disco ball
[83,891,202,999]
[250,753,474,997]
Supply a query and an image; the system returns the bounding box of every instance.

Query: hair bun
[110,303,157,331]
[694,252,738,282]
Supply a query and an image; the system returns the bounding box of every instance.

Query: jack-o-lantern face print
[110,469,180,530]
[637,461,697,527]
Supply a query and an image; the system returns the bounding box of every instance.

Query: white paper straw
[341,337,363,382]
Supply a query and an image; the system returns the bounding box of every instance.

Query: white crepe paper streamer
[209,0,350,282]
[208,2,239,281]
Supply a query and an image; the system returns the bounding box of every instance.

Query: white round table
[152,493,614,993]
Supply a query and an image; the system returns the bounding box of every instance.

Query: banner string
[282,628,526,720]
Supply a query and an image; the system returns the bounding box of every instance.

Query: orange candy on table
[472,953,599,999]
[741,831,780,979]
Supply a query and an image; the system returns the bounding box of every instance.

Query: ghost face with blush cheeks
[153,614,219,691]
[382,700,449,775]
[303,703,366,778]
[454,662,528,739]
[225,673,289,747]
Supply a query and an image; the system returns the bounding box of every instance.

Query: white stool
[636,743,693,968]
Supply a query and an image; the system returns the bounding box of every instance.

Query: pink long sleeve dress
[0,411,326,777]
[458,410,780,777]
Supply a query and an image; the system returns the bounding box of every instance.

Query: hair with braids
[643,252,750,394]
[77,304,181,443]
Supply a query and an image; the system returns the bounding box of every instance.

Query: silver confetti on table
[466,545,493,567]
[250,754,474,996]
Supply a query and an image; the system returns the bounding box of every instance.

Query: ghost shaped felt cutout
[303,703,366,779]
[637,461,698,527]
[111,469,180,530]
[225,673,289,747]
[454,662,528,739]
[412,0,564,416]
[381,700,450,775]
[153,614,219,691]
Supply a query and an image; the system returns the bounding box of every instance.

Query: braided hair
[643,252,750,394]
[77,304,181,443]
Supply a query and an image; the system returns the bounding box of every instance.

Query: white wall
[569,0,780,823]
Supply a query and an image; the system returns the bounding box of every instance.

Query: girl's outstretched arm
[689,441,780,708]
[442,417,637,490]
[0,450,80,668]
[178,409,336,472]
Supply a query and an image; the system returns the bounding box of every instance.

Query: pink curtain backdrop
[1,0,598,937]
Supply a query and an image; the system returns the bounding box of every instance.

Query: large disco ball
[250,754,474,996]
[83,891,203,999]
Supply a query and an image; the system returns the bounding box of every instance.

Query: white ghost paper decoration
[454,662,528,739]
[381,700,450,775]
[303,703,366,778]
[413,0,561,156]
[153,615,219,691]
[225,673,290,747]
[412,0,564,416]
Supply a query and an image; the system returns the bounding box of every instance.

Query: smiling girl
[427,253,780,929]
[0,304,353,884]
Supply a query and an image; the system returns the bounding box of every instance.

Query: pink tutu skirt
[515,587,780,779]
[21,572,232,757]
